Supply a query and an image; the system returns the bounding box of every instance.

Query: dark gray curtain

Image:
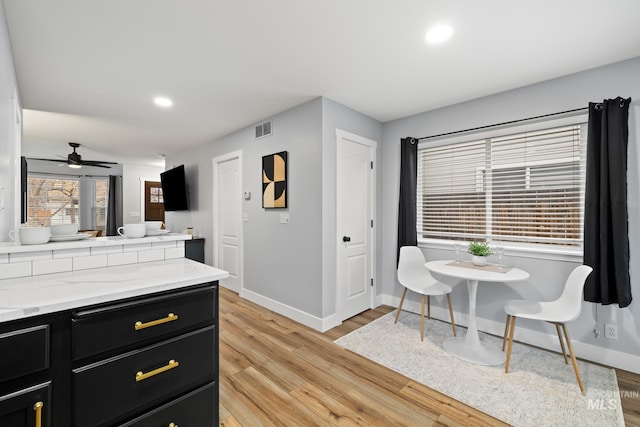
[106,175,123,236]
[584,97,632,308]
[397,137,418,264]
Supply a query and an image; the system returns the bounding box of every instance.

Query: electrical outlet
[604,323,618,339]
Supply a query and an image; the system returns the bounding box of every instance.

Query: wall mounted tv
[160,165,190,211]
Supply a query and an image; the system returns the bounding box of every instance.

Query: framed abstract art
[262,151,287,208]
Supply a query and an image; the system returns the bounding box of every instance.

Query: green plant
[468,241,492,257]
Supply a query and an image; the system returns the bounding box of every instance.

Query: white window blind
[27,175,80,227]
[417,123,587,247]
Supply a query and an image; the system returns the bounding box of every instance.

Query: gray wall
[165,96,384,322]
[165,98,325,317]
[381,57,640,363]
[0,3,20,241]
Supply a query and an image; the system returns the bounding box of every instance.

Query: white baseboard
[379,293,640,374]
[239,288,339,332]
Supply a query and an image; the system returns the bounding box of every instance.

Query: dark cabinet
[71,286,215,360]
[0,381,52,427]
[1,282,219,427]
[0,325,50,383]
[185,237,205,263]
[73,326,215,426]
[118,382,216,427]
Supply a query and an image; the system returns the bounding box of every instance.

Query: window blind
[417,123,587,247]
[27,176,80,227]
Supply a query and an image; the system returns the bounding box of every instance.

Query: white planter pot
[472,255,488,266]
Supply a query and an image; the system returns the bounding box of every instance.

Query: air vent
[255,120,273,139]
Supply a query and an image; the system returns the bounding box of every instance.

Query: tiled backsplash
[0,240,185,280]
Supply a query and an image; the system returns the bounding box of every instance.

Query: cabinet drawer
[73,326,215,427]
[0,325,49,382]
[72,285,215,360]
[0,381,52,427]
[118,382,216,426]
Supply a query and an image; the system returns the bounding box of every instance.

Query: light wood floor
[219,287,640,426]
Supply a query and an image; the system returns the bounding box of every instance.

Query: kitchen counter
[0,257,228,323]
[0,233,191,255]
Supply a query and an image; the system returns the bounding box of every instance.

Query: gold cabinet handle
[136,359,179,382]
[135,313,178,330]
[33,401,43,427]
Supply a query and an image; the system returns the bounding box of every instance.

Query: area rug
[335,311,624,427]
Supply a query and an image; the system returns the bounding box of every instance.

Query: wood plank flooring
[219,287,640,426]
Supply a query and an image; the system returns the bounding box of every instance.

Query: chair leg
[394,288,407,324]
[427,295,431,319]
[505,316,517,373]
[420,295,425,341]
[561,324,586,395]
[555,323,569,364]
[502,315,511,352]
[446,294,456,337]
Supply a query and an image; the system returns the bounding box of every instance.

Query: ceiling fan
[30,142,118,169]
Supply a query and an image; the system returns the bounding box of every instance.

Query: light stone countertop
[0,257,228,323]
[0,233,192,255]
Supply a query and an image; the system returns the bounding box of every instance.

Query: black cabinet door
[118,382,216,426]
[0,382,52,427]
[0,325,50,383]
[73,326,216,427]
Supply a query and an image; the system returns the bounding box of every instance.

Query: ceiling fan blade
[82,160,118,166]
[81,161,114,168]
[28,157,69,163]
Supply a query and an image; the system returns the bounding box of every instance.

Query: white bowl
[51,223,79,236]
[145,221,163,231]
[8,227,51,245]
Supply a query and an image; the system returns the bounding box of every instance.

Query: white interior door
[213,151,243,292]
[337,129,376,321]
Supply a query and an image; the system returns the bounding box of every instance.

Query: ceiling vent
[255,120,272,139]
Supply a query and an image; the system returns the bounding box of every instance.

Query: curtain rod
[416,106,588,141]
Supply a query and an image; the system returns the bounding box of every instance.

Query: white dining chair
[395,246,457,341]
[502,265,593,395]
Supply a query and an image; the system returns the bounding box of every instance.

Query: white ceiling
[5,0,640,167]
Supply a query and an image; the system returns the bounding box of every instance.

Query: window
[27,176,80,226]
[417,122,587,249]
[26,175,110,233]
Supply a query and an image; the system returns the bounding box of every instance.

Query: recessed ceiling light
[426,25,453,44]
[154,96,173,108]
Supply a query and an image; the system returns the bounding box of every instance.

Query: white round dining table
[424,259,529,366]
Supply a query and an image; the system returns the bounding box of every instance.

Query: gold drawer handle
[34,401,43,427]
[135,313,178,330]
[136,359,179,382]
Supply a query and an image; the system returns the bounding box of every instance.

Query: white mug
[117,223,146,238]
[9,227,51,245]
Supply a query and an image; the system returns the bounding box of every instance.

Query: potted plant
[468,241,492,266]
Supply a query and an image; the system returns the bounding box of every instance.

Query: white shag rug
[335,311,624,427]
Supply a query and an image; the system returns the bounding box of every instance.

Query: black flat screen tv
[160,165,190,211]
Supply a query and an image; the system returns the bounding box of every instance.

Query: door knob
[343,236,351,242]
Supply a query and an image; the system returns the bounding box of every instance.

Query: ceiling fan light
[68,163,81,169]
